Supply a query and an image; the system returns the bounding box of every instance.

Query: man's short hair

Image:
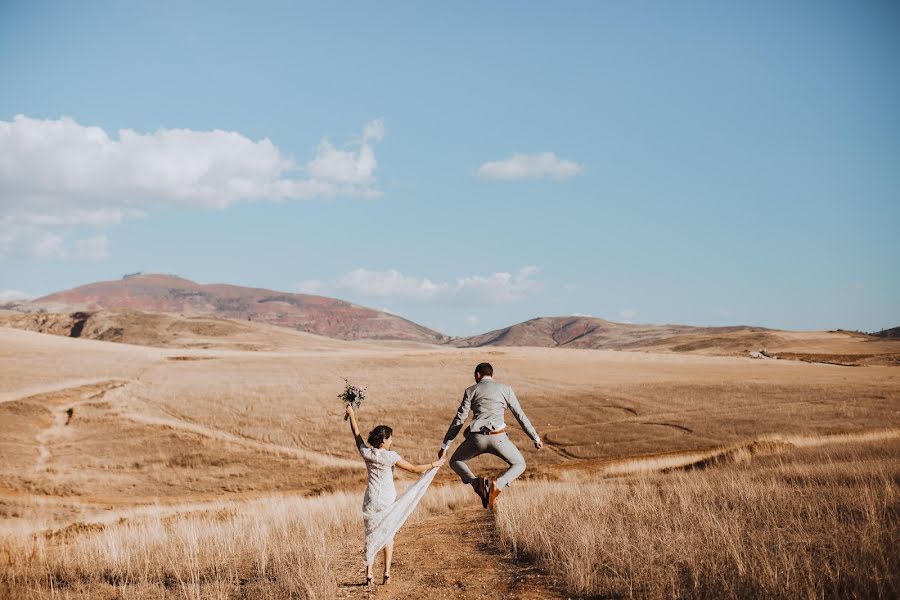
[475,362,493,377]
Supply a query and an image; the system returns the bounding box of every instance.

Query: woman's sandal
[383,574,391,585]
[365,575,374,587]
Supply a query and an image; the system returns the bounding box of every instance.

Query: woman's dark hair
[367,425,393,448]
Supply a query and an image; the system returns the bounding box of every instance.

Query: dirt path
[331,428,900,600]
[0,378,127,405]
[531,427,900,480]
[30,380,129,474]
[119,390,361,469]
[334,505,566,600]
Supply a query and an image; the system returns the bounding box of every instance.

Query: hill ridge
[14,273,444,344]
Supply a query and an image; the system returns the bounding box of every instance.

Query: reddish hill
[451,316,771,350]
[450,316,900,365]
[0,309,357,351]
[18,273,444,343]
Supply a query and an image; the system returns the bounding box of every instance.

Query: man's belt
[478,427,506,435]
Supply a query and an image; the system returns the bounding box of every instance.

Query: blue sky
[1,1,898,335]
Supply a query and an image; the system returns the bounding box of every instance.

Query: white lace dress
[358,443,439,566]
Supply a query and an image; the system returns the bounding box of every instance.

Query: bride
[345,404,444,585]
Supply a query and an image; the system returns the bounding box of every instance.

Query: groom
[437,362,542,508]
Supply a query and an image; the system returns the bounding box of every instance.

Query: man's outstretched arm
[506,386,543,449]
[438,390,471,458]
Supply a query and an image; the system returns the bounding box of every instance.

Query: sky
[1,1,898,336]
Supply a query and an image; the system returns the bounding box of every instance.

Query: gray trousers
[450,430,526,489]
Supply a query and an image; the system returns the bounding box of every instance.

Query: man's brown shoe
[472,478,487,507]
[487,478,502,509]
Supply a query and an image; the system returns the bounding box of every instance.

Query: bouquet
[339,378,368,420]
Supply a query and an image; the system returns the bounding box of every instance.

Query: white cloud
[306,139,375,187]
[336,269,450,300]
[619,308,637,323]
[14,208,146,227]
[303,118,385,193]
[28,230,66,260]
[72,235,109,261]
[297,266,544,306]
[0,225,110,261]
[0,289,30,302]
[0,115,385,259]
[452,266,544,303]
[293,279,329,295]
[363,118,386,142]
[716,307,731,318]
[306,131,383,193]
[477,152,583,181]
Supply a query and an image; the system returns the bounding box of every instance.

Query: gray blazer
[442,377,540,446]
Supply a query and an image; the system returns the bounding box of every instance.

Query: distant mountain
[6,276,897,363]
[449,315,900,365]
[450,316,776,352]
[871,326,900,339]
[14,273,444,343]
[0,309,356,351]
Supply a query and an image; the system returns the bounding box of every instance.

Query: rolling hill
[0,309,360,352]
[450,315,771,350]
[451,315,900,365]
[872,326,900,339]
[8,273,444,343]
[4,275,898,364]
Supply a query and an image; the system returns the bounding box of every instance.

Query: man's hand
[437,447,446,459]
[534,440,544,450]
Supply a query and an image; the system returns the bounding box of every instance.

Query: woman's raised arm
[346,405,365,448]
[395,456,445,475]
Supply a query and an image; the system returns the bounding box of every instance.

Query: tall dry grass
[1,483,471,599]
[496,440,899,599]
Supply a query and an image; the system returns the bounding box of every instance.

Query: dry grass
[496,439,899,599]
[3,494,354,599]
[3,327,900,598]
[1,484,471,599]
[4,327,899,516]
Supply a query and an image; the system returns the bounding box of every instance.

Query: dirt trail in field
[534,427,900,480]
[0,378,130,405]
[334,504,565,600]
[118,391,361,469]
[28,380,129,473]
[332,427,900,600]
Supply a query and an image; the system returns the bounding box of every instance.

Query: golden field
[1,316,898,598]
[497,439,899,599]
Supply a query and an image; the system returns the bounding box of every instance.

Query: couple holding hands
[344,362,543,586]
